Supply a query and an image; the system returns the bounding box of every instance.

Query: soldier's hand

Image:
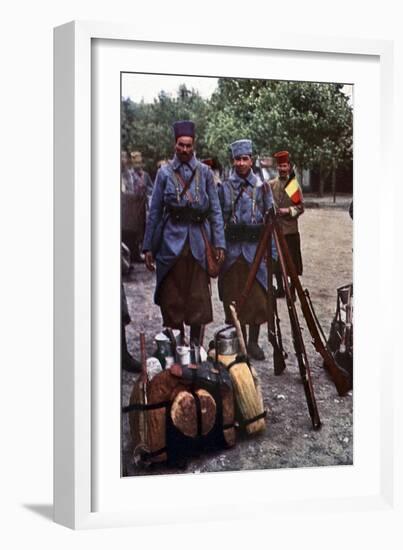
[277,207,290,216]
[144,251,155,272]
[216,248,225,264]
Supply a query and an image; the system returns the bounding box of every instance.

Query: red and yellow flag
[285,178,302,205]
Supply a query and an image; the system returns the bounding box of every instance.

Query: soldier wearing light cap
[218,138,276,360]
[143,120,226,344]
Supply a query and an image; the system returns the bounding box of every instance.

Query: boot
[122,326,142,373]
[190,324,202,346]
[131,243,144,264]
[247,324,265,360]
[274,272,285,298]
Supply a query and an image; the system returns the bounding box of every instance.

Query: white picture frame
[54,21,397,530]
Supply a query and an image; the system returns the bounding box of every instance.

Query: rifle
[236,208,287,375]
[236,208,321,429]
[272,225,321,430]
[266,231,287,375]
[274,223,351,396]
[237,210,274,313]
[255,160,287,373]
[136,329,149,445]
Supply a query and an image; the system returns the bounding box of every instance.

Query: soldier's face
[121,151,129,169]
[131,158,142,170]
[175,136,194,162]
[233,155,253,177]
[278,162,290,179]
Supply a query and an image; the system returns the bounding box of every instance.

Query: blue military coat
[218,168,275,291]
[143,154,226,304]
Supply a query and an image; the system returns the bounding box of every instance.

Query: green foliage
[121,85,211,176]
[206,79,352,175]
[121,78,353,181]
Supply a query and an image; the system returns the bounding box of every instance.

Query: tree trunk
[332,162,337,203]
[318,162,325,197]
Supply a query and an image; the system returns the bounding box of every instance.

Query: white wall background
[0,0,401,547]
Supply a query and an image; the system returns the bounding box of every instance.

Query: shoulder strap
[232,180,248,207]
[171,164,198,200]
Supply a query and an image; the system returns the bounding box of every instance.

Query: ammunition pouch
[167,205,210,224]
[225,223,264,243]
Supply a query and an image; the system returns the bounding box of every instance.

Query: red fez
[173,120,195,139]
[202,158,213,167]
[274,150,290,164]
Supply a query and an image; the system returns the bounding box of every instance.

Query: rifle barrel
[266,230,287,375]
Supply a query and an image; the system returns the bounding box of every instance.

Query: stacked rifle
[237,207,352,430]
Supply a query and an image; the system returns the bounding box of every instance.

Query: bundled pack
[125,359,236,468]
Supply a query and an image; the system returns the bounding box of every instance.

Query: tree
[121,85,212,177]
[206,79,353,194]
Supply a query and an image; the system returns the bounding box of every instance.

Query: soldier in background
[157,159,168,170]
[202,157,222,187]
[130,150,154,206]
[121,150,153,265]
[269,150,304,300]
[121,150,132,192]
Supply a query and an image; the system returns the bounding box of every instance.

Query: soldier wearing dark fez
[218,139,276,360]
[269,150,304,299]
[143,120,226,345]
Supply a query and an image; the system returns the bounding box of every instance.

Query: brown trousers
[221,257,268,325]
[158,245,212,328]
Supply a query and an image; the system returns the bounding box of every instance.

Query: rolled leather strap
[167,205,210,224]
[225,223,264,243]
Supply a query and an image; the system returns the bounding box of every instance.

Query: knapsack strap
[240,410,267,427]
[122,400,170,414]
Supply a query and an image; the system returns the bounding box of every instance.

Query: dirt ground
[121,199,353,476]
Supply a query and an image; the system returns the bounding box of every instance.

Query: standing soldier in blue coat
[143,120,226,345]
[218,139,275,360]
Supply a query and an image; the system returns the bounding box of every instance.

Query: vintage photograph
[120,72,353,476]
